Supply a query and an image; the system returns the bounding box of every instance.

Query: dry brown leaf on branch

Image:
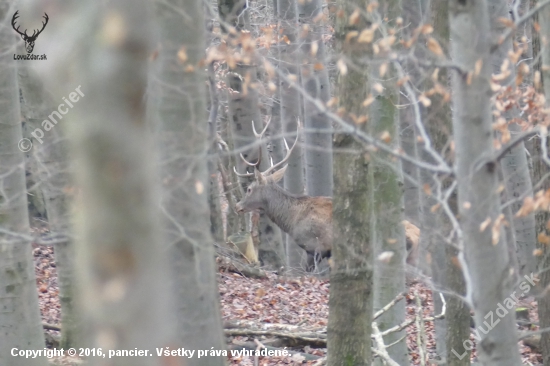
[516,196,534,217]
[538,232,550,246]
[426,37,443,56]
[420,24,433,34]
[379,130,391,143]
[474,59,483,76]
[349,9,360,25]
[480,217,492,232]
[337,59,348,75]
[358,28,375,43]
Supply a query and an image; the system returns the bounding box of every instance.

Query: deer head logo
[11,11,49,54]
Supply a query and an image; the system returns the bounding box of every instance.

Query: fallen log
[216,256,267,279]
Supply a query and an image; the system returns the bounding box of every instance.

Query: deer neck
[262,185,300,235]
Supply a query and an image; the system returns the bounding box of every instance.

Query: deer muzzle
[235,202,245,213]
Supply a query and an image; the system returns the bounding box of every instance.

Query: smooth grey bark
[428,2,470,364]
[269,84,285,169]
[537,2,550,363]
[207,63,225,243]
[417,0,450,359]
[277,0,306,271]
[489,0,537,276]
[18,66,83,349]
[51,1,176,364]
[327,3,373,365]
[298,0,333,197]
[370,93,408,366]
[152,0,227,362]
[220,108,246,235]
[400,109,420,230]
[369,2,407,365]
[219,0,285,269]
[400,0,424,231]
[0,3,47,365]
[449,0,522,364]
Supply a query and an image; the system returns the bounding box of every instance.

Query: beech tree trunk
[449,0,522,364]
[219,0,286,269]
[18,65,83,349]
[277,0,306,271]
[47,1,177,365]
[428,2,470,364]
[537,2,550,363]
[0,3,47,365]
[327,2,373,364]
[369,2,407,365]
[298,0,333,197]
[152,0,227,362]
[489,0,537,276]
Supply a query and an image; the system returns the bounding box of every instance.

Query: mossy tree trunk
[327,1,373,365]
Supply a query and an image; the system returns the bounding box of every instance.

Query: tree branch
[491,0,550,53]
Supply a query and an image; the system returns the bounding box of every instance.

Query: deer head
[235,119,299,213]
[12,11,49,54]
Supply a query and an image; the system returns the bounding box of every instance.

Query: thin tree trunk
[207,63,225,243]
[369,2,408,365]
[17,66,84,349]
[220,108,246,234]
[152,0,227,362]
[298,0,333,197]
[489,0,537,276]
[277,0,306,272]
[449,0,522,364]
[328,3,373,364]
[426,2,472,364]
[0,3,47,365]
[49,1,176,365]
[536,2,550,363]
[370,92,408,366]
[219,0,286,269]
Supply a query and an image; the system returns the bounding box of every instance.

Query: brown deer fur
[236,179,332,271]
[234,119,419,271]
[236,177,420,271]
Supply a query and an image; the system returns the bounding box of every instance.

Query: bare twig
[491,0,550,53]
[372,322,401,366]
[473,129,540,173]
[373,291,407,321]
[379,296,446,338]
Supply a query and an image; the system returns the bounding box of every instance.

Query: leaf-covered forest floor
[34,239,542,365]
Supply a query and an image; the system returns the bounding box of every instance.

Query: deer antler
[261,118,300,177]
[233,118,301,179]
[234,119,271,177]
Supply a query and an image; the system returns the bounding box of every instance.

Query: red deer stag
[234,120,419,272]
[234,120,332,272]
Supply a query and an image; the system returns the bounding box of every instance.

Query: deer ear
[267,165,287,183]
[255,168,267,185]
